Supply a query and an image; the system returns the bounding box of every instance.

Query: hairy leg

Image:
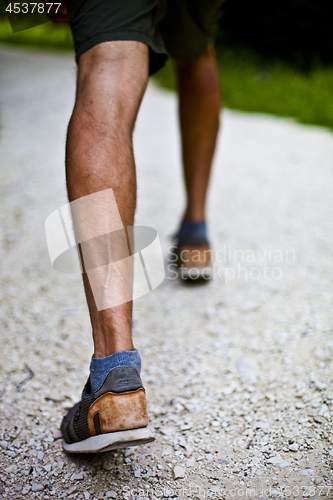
[66,41,148,358]
[175,44,221,221]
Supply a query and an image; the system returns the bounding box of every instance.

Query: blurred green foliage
[153,47,333,130]
[0,17,73,50]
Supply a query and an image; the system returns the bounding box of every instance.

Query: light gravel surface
[0,46,333,500]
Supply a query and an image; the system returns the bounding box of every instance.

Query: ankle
[184,210,205,221]
[93,335,134,358]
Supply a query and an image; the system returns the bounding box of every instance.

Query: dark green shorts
[66,0,224,74]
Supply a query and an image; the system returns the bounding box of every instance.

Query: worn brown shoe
[177,235,212,280]
[61,367,155,453]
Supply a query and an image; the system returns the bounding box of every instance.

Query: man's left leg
[174,44,221,277]
[175,44,221,223]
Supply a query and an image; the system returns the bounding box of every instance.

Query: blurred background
[1,0,333,129]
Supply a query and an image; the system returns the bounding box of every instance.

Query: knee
[75,41,149,127]
[176,43,215,71]
[175,46,220,94]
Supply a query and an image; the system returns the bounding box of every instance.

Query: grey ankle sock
[90,349,141,392]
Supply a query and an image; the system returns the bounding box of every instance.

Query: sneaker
[176,234,212,280]
[61,366,155,453]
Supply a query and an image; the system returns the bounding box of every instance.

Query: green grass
[153,47,333,130]
[1,18,333,130]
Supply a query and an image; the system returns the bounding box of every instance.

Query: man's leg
[175,44,221,222]
[61,41,155,452]
[66,41,148,358]
[173,44,220,277]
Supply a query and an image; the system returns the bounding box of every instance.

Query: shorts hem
[75,29,167,74]
[169,39,212,62]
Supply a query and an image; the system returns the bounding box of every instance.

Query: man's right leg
[61,41,155,453]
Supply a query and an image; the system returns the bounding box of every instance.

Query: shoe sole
[62,427,155,454]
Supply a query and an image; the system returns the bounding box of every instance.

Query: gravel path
[0,46,333,500]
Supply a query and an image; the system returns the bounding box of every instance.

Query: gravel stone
[178,437,186,448]
[31,483,44,492]
[52,430,62,440]
[279,461,290,468]
[5,464,17,473]
[71,473,83,481]
[173,466,185,479]
[102,461,113,471]
[267,455,284,465]
[236,357,259,384]
[105,491,117,498]
[124,447,136,457]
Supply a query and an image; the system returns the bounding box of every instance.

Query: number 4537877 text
[6,3,61,14]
